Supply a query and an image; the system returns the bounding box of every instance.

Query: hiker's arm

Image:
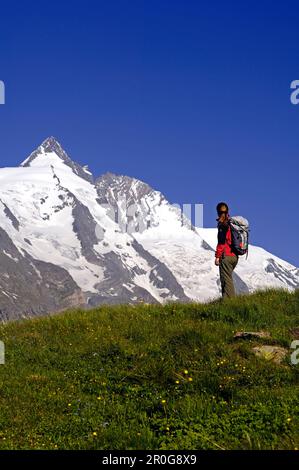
[215,224,227,259]
[215,244,224,259]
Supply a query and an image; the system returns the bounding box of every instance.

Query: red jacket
[215,220,237,258]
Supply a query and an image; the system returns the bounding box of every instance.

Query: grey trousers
[219,254,238,298]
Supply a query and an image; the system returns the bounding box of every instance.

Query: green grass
[0,288,298,450]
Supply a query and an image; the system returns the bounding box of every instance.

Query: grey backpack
[229,216,250,257]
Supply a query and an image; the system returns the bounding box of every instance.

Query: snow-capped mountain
[0,137,298,320]
[96,172,299,299]
[95,173,249,301]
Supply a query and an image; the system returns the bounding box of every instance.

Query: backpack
[229,216,249,257]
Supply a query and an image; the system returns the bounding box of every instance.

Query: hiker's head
[216,202,229,223]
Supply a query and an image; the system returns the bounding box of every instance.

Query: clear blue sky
[0,1,299,265]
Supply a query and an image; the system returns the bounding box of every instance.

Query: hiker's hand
[215,258,220,266]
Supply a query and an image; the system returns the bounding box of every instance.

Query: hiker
[215,202,238,298]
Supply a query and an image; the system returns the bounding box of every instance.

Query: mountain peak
[40,136,65,156]
[42,136,60,145]
[20,136,71,167]
[20,137,94,183]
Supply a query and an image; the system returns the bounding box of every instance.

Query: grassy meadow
[0,288,298,450]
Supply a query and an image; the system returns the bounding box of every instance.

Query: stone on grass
[234,331,271,340]
[252,345,288,364]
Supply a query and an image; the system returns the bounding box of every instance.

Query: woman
[215,202,238,298]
